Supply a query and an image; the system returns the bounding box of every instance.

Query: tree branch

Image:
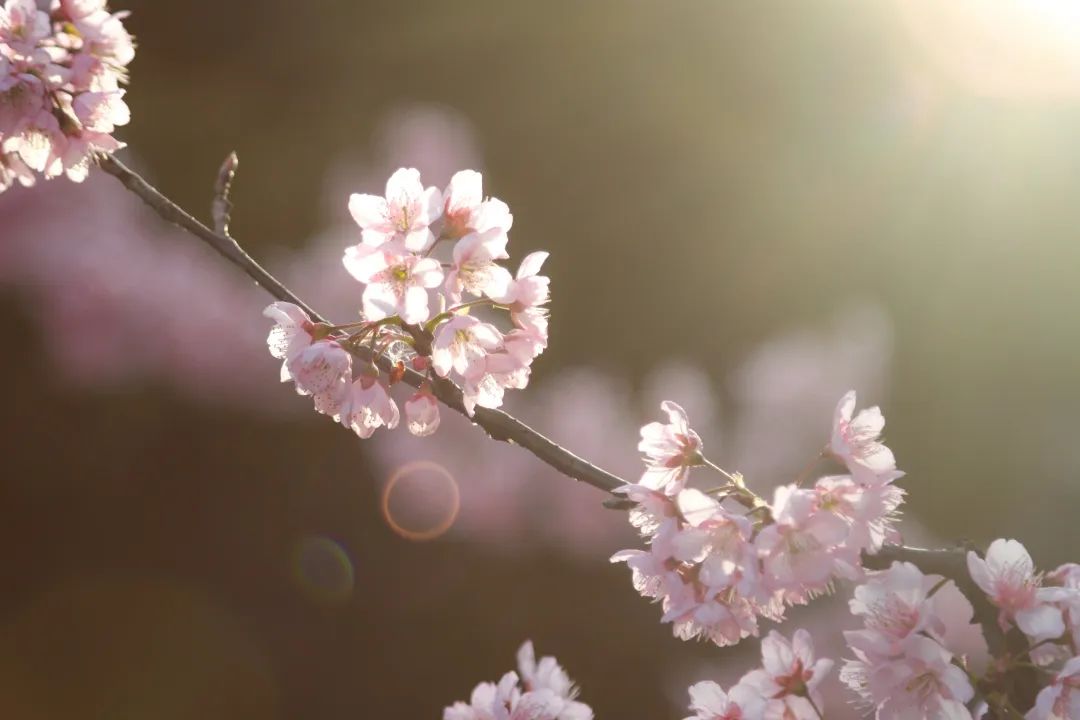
[95,152,1021,703]
[94,152,626,495]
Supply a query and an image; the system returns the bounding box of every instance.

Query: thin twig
[211,151,238,236]
[95,153,324,322]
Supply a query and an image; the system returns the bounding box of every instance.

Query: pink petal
[348,193,388,231]
[517,251,549,279]
[342,244,388,282]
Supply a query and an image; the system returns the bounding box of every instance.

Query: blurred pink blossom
[0,170,281,406]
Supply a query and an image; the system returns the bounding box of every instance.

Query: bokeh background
[3,1,1080,717]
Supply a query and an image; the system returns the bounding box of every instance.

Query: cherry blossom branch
[94,152,626,495]
[95,154,1019,641]
[94,153,992,563]
[96,151,1053,716]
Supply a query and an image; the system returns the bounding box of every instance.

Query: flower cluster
[838,543,1080,719]
[683,629,833,720]
[967,540,1080,719]
[840,561,978,719]
[264,168,550,439]
[0,0,134,193]
[968,539,1074,645]
[611,391,905,647]
[443,641,592,720]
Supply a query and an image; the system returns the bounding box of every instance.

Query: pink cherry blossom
[312,377,351,417]
[610,482,677,538]
[493,251,551,315]
[348,167,443,252]
[72,90,130,133]
[967,538,1066,640]
[1027,656,1080,720]
[459,369,510,416]
[338,374,399,439]
[440,169,513,241]
[813,475,904,570]
[263,301,314,362]
[516,641,568,695]
[286,340,351,396]
[830,390,896,475]
[674,489,759,596]
[444,228,513,300]
[58,128,124,182]
[755,485,848,600]
[256,166,547,438]
[609,542,671,600]
[612,514,763,648]
[6,110,62,175]
[502,309,549,364]
[404,390,440,437]
[637,400,704,495]
[484,351,531,395]
[842,562,989,719]
[1045,564,1080,658]
[431,315,503,378]
[0,73,46,140]
[844,562,947,661]
[82,10,136,66]
[0,149,32,191]
[444,642,592,720]
[846,634,974,720]
[265,302,356,415]
[342,243,444,323]
[444,671,520,720]
[0,0,133,192]
[663,576,761,648]
[0,0,50,57]
[740,629,833,720]
[615,389,913,653]
[683,680,765,720]
[60,0,108,21]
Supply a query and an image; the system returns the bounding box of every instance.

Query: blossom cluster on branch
[263,168,550,439]
[610,392,905,648]
[0,0,133,192]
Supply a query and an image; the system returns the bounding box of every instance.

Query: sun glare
[897,0,1080,100]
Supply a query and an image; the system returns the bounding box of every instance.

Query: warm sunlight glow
[898,0,1080,99]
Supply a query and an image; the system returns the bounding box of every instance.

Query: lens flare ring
[380,460,460,542]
